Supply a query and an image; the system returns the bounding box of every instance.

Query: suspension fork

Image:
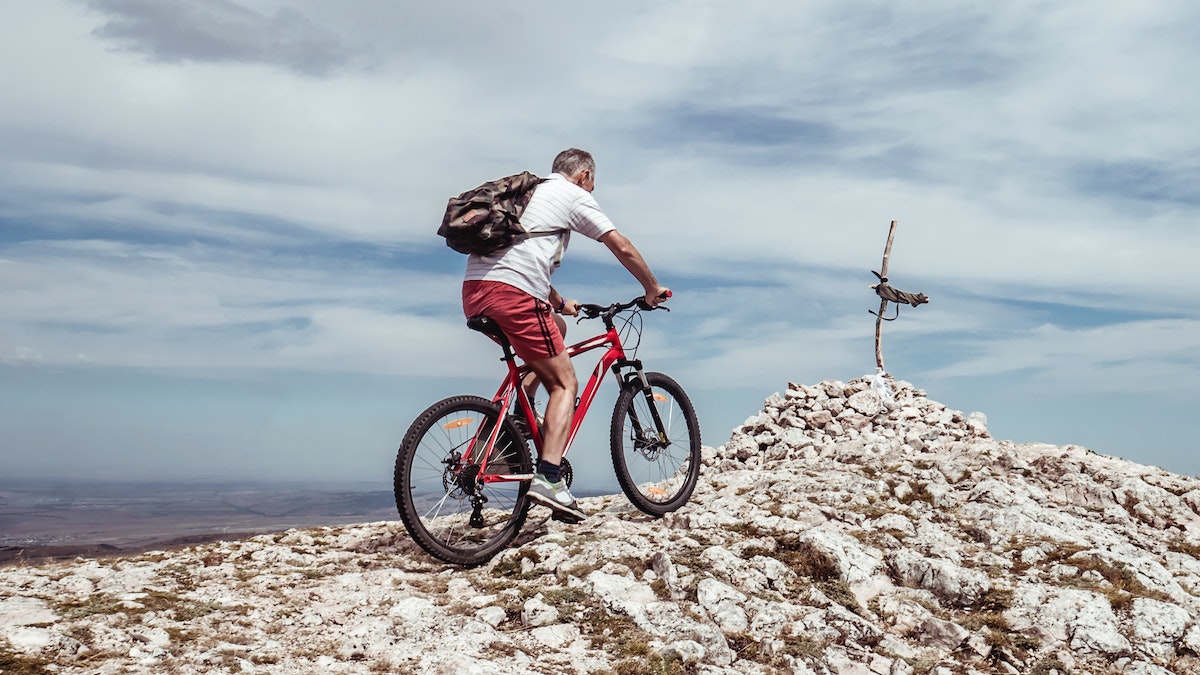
[612,359,669,445]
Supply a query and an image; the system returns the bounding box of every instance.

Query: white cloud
[0,237,469,372]
[926,319,1200,392]
[2,1,1199,479]
[0,346,45,366]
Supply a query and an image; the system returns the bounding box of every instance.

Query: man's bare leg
[525,347,576,467]
[523,347,586,522]
[521,314,568,414]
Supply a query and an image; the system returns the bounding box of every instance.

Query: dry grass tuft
[0,642,54,675]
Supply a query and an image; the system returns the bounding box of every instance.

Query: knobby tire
[394,395,532,565]
[609,372,701,517]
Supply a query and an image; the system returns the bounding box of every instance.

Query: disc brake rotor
[634,430,666,460]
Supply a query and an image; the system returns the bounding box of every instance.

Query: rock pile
[2,376,1200,674]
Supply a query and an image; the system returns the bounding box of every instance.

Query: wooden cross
[870,220,929,371]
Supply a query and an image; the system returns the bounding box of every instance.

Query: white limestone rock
[1,377,1198,675]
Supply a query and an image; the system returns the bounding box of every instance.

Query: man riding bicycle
[461,148,670,523]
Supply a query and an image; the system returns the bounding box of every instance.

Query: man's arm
[599,230,670,306]
[548,286,579,316]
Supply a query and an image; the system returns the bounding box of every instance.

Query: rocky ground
[3,376,1200,674]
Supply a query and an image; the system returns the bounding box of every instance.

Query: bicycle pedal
[550,510,585,524]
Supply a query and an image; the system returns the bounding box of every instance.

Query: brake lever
[577,304,604,322]
[635,298,671,312]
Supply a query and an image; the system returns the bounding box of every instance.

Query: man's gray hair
[551,148,595,177]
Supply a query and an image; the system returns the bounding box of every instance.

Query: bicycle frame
[472,316,664,485]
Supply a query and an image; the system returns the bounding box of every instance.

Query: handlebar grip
[637,292,672,311]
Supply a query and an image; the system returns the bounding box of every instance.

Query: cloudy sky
[2,1,1197,491]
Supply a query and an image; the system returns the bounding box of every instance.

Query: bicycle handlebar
[578,290,671,321]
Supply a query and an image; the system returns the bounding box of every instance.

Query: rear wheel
[610,372,701,517]
[394,396,532,565]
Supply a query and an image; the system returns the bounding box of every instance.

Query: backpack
[437,172,559,255]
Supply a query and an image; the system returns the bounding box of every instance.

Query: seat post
[466,315,517,362]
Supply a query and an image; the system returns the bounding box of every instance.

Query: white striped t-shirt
[464,172,617,301]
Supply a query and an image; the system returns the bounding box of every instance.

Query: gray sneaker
[526,474,586,523]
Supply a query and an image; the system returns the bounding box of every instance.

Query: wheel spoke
[420,490,456,521]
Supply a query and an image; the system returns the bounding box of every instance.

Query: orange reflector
[443,418,473,429]
[647,487,666,496]
[653,393,668,402]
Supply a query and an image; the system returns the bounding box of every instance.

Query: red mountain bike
[393,295,701,565]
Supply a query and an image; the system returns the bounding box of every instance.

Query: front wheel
[394,395,532,565]
[610,372,701,517]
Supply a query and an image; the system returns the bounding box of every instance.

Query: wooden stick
[875,220,897,371]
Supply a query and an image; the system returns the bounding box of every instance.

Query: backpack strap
[521,230,565,240]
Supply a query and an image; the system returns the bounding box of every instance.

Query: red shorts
[462,280,564,361]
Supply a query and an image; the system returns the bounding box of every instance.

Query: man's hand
[644,287,671,308]
[560,298,580,316]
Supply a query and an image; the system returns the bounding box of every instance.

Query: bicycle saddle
[466,315,511,347]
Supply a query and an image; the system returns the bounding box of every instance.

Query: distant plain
[0,478,615,565]
[0,478,396,564]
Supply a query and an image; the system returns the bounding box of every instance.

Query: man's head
[552,148,595,193]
